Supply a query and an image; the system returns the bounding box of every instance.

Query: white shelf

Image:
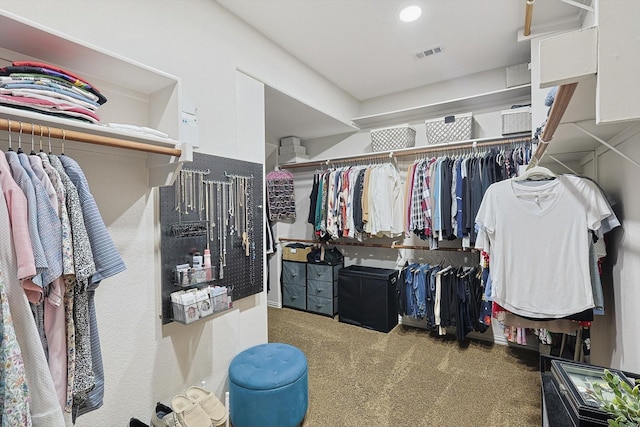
[0,11,178,97]
[0,10,187,186]
[351,84,532,129]
[0,106,180,149]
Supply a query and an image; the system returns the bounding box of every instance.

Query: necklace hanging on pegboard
[266,169,296,221]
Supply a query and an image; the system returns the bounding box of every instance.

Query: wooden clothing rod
[279,237,477,252]
[0,118,182,157]
[531,82,578,165]
[280,136,531,169]
[524,0,535,37]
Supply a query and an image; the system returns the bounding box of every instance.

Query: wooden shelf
[351,84,531,129]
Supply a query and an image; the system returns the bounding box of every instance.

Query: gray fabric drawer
[307,263,341,282]
[307,279,338,299]
[282,261,306,285]
[283,284,306,310]
[307,294,336,316]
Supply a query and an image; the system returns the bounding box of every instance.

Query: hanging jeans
[404,264,418,318]
[426,266,439,329]
[413,266,428,319]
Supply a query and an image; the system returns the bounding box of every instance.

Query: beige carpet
[268,307,541,427]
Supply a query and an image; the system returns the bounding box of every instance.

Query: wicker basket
[501,107,532,135]
[282,244,313,262]
[370,124,416,152]
[425,113,473,144]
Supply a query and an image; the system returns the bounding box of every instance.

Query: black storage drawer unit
[338,265,399,333]
[282,261,307,310]
[306,262,341,317]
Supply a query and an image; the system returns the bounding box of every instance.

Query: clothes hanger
[30,125,36,155]
[17,122,24,154]
[7,119,12,151]
[513,165,556,182]
[60,128,65,156]
[39,127,46,153]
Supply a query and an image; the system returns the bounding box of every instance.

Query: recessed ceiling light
[399,5,422,23]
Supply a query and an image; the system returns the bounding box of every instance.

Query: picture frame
[550,359,634,425]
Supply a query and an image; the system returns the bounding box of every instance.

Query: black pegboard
[159,152,263,324]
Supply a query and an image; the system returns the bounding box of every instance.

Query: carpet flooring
[268,307,542,427]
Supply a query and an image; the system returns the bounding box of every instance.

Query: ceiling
[217,0,591,143]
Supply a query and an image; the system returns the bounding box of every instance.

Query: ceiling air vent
[415,46,443,59]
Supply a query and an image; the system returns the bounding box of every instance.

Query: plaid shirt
[410,160,424,232]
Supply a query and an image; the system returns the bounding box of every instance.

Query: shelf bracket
[558,0,594,13]
[547,154,578,174]
[572,123,640,171]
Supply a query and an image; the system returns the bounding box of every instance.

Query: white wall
[580,124,640,373]
[359,66,513,117]
[0,1,358,425]
[597,0,640,124]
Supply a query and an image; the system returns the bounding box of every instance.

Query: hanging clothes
[0,143,125,422]
[401,262,486,342]
[59,154,126,418]
[308,163,404,241]
[0,271,32,426]
[474,173,620,319]
[406,146,531,249]
[0,163,65,426]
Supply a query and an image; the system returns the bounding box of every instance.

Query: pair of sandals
[172,386,227,427]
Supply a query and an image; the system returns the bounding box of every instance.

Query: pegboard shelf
[173,266,218,287]
[171,286,233,325]
[159,152,263,325]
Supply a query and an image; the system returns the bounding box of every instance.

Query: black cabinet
[338,265,399,333]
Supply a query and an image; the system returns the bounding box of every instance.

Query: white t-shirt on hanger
[475,174,614,319]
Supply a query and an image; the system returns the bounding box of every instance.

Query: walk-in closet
[0,1,639,426]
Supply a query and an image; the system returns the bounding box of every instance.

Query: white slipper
[171,394,212,427]
[185,386,227,424]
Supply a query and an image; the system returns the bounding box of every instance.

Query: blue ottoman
[229,343,308,427]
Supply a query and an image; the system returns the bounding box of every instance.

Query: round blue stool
[229,343,308,427]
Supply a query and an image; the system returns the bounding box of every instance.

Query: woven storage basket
[425,112,473,144]
[370,124,416,152]
[282,245,313,262]
[501,106,532,135]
